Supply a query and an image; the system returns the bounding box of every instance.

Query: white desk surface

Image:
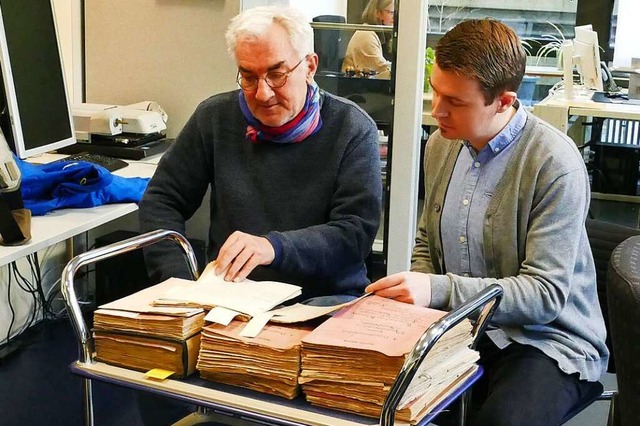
[0,153,158,266]
[535,91,640,121]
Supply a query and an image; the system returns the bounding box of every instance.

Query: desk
[534,92,640,202]
[0,154,157,267]
[533,91,640,135]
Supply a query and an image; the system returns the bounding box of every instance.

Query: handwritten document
[301,295,447,357]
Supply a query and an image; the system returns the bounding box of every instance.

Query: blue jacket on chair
[17,159,149,216]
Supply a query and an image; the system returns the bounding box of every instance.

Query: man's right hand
[365,271,432,307]
[215,230,275,282]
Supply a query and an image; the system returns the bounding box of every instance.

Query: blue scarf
[238,83,323,144]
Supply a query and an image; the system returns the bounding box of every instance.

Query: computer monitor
[0,0,75,159]
[574,25,603,91]
[561,25,603,99]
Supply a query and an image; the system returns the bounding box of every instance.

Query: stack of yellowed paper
[197,320,313,399]
[93,278,206,378]
[299,296,479,423]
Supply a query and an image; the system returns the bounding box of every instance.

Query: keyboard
[54,152,129,172]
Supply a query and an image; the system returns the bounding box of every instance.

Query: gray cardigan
[413,111,609,381]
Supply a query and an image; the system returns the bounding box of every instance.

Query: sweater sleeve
[138,109,212,283]
[264,113,382,285]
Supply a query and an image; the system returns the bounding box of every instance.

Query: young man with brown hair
[367,19,608,426]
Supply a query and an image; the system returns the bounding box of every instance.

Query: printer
[72,101,168,144]
[62,101,172,160]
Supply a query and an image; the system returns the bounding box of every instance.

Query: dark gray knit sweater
[139,90,382,299]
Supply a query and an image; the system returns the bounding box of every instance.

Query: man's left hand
[215,231,275,282]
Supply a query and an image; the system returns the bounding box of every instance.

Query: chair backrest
[585,218,640,372]
[312,15,347,74]
[607,235,640,426]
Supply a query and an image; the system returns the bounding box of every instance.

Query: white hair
[225,6,314,60]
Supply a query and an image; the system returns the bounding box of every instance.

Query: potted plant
[424,47,435,92]
[535,22,568,69]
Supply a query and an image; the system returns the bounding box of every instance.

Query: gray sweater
[139,90,382,299]
[413,112,609,381]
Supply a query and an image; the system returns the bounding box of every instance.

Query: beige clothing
[341,30,391,78]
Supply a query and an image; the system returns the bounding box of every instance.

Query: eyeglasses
[236,56,307,91]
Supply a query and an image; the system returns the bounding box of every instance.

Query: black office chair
[607,235,640,426]
[585,218,640,373]
[312,15,347,75]
[559,219,640,424]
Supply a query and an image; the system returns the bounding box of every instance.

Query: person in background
[341,0,394,78]
[366,19,608,426]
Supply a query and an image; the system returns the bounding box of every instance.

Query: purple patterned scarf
[238,83,322,144]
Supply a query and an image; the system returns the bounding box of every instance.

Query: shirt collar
[464,100,527,158]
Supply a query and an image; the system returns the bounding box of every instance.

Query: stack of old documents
[93,278,206,378]
[299,295,479,423]
[197,320,312,399]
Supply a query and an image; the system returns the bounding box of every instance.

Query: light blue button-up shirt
[441,104,527,278]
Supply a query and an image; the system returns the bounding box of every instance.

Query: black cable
[10,262,38,335]
[30,253,53,318]
[4,265,15,346]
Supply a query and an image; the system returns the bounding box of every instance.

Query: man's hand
[365,271,432,307]
[215,231,275,282]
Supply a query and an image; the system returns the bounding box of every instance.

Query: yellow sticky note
[144,368,174,380]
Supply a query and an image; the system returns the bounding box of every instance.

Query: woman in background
[341,0,394,79]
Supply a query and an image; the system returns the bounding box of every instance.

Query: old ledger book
[93,278,206,378]
[299,295,479,424]
[197,320,313,399]
[93,331,201,378]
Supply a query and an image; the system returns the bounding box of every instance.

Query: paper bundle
[299,295,479,423]
[197,320,313,399]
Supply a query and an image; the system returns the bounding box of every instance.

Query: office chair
[556,219,640,424]
[585,218,640,373]
[312,15,347,75]
[607,235,640,426]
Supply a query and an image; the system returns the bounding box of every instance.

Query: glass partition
[311,15,396,278]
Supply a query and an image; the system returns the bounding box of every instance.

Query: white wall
[85,0,240,138]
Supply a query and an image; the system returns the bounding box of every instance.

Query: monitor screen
[0,0,75,159]
[573,25,603,92]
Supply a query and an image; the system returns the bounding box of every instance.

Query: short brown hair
[435,19,526,105]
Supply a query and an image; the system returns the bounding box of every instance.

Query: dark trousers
[433,335,597,426]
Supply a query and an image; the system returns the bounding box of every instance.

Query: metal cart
[61,229,502,426]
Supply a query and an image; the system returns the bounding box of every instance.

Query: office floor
[0,198,634,426]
